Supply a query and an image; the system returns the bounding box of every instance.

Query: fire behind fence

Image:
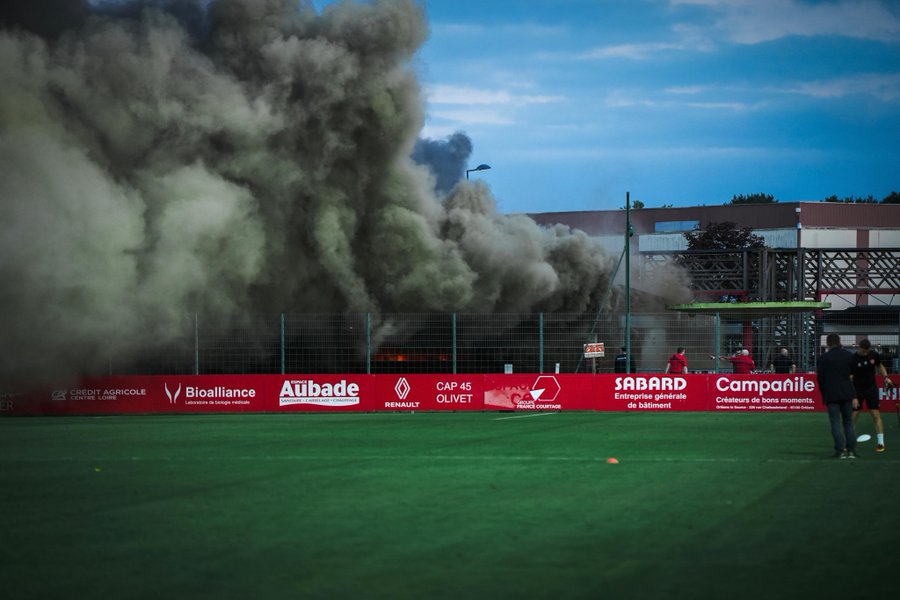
[110,310,900,376]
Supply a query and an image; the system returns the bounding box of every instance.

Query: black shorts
[854,386,880,411]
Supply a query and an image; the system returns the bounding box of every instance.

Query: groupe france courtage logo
[530,375,561,402]
[279,379,361,407]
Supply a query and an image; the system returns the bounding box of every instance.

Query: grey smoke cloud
[0,0,687,388]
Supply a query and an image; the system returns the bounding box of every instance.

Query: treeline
[730,192,900,205]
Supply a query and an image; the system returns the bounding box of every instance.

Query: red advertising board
[483,374,595,410]
[6,372,892,415]
[8,375,279,415]
[274,375,374,412]
[596,374,709,411]
[372,375,483,411]
[153,375,271,413]
[708,374,821,412]
[9,375,162,415]
[875,376,899,413]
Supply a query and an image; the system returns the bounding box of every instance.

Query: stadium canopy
[666,301,831,320]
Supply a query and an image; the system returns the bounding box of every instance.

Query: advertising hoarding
[483,374,595,411]
[597,374,709,411]
[10,373,890,415]
[372,375,483,411]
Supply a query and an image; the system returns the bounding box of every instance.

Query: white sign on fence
[583,342,605,358]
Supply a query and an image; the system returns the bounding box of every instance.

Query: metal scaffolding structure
[641,247,900,304]
[644,247,900,371]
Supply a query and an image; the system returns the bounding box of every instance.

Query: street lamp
[466,163,491,180]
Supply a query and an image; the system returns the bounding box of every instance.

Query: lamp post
[466,163,491,180]
[625,192,633,373]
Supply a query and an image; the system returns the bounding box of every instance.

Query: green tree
[680,222,766,303]
[730,193,776,205]
[683,221,765,250]
[882,191,900,204]
[824,194,878,203]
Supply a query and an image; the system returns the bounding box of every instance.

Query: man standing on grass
[851,338,892,453]
[817,334,859,459]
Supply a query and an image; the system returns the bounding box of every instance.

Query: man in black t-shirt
[851,339,893,452]
[769,347,796,373]
[614,347,637,373]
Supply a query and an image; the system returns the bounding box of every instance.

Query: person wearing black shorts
[851,339,893,452]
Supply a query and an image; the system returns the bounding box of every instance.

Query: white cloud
[781,73,900,101]
[505,144,823,162]
[684,101,751,110]
[671,0,900,44]
[603,88,754,111]
[425,84,564,106]
[430,21,566,38]
[419,123,463,139]
[602,91,661,109]
[428,108,515,126]
[578,42,687,60]
[664,85,707,95]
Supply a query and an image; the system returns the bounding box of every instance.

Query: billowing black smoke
[411,131,473,194]
[0,0,688,388]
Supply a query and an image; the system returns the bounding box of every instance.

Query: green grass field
[1,411,898,599]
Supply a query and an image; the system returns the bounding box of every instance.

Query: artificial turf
[1,411,897,599]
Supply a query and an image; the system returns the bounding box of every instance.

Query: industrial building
[531,201,900,370]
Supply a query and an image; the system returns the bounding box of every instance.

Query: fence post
[539,312,544,373]
[366,312,371,375]
[452,313,457,375]
[714,312,721,373]
[194,312,199,375]
[280,313,285,375]
[800,314,808,372]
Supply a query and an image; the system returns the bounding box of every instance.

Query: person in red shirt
[665,348,688,374]
[712,349,755,374]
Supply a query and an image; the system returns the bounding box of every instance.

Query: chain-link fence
[108,310,900,376]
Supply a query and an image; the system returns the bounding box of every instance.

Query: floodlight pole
[466,163,492,180]
[625,192,633,373]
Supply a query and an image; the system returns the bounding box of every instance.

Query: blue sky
[316,0,900,213]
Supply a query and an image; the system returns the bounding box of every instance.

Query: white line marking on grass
[9,455,899,464]
[492,412,559,421]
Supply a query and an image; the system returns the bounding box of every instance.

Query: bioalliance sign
[279,379,361,407]
[164,382,256,407]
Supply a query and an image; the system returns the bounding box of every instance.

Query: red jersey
[726,354,755,374]
[668,353,687,374]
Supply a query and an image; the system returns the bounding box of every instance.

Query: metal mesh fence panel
[816,310,900,373]
[107,310,900,375]
[198,314,281,375]
[284,314,368,374]
[109,313,196,375]
[370,313,455,374]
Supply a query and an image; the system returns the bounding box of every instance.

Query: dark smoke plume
[0,0,689,388]
[411,131,472,194]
